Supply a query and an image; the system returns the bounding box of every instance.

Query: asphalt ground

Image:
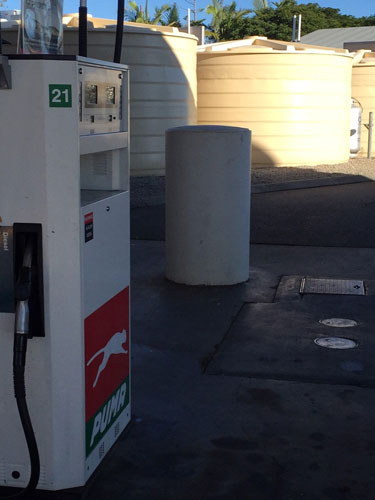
[131,178,375,248]
[86,241,375,500]
[251,181,375,247]
[3,174,375,500]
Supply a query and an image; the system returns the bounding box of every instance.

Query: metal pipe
[368,112,373,159]
[292,15,296,42]
[297,14,302,42]
[187,8,191,34]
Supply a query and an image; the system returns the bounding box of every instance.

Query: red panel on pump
[84,287,130,456]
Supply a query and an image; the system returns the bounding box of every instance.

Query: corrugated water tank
[351,50,375,158]
[197,37,353,167]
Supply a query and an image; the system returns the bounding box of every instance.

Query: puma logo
[87,329,128,388]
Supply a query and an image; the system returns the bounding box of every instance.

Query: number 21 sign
[49,84,72,107]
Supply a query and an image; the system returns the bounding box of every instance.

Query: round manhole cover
[319,318,358,328]
[314,337,358,349]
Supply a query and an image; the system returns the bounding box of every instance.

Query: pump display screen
[84,83,118,108]
[106,86,116,105]
[86,84,98,105]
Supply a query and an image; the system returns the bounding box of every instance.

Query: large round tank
[2,22,197,176]
[351,51,375,158]
[197,37,353,167]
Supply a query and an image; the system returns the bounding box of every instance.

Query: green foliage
[125,0,171,25]
[243,0,375,41]
[206,0,251,41]
[165,2,181,26]
[125,0,374,41]
[160,2,182,26]
[191,18,207,26]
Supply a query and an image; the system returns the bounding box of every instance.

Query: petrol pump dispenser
[0,55,131,492]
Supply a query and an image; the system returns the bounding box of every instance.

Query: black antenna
[114,0,125,63]
[0,6,2,55]
[79,0,88,57]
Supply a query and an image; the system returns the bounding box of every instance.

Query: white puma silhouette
[87,329,128,388]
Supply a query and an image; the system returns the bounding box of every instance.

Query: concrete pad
[12,241,375,499]
[207,291,375,387]
[130,241,246,354]
[243,266,279,303]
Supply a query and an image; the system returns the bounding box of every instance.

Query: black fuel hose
[0,240,40,498]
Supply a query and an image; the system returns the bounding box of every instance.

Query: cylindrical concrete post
[165,125,251,285]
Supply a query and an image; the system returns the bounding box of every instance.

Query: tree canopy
[211,0,375,42]
[206,0,251,41]
[125,0,171,24]
[163,3,181,27]
[124,0,375,42]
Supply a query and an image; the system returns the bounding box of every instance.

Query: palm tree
[206,0,225,34]
[153,3,172,24]
[125,1,146,22]
[125,1,171,25]
[206,0,251,40]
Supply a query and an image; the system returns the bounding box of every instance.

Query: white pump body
[0,56,131,490]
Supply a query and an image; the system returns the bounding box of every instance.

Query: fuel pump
[0,3,131,494]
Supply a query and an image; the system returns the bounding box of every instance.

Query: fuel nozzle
[13,238,33,372]
[14,238,33,338]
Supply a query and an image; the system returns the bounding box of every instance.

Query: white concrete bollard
[165,125,251,285]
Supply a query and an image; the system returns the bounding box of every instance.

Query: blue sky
[2,1,374,21]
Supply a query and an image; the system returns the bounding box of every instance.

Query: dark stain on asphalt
[309,462,320,471]
[211,437,259,451]
[309,432,326,442]
[239,387,284,412]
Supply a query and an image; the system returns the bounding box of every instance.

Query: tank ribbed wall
[352,58,375,158]
[3,25,197,176]
[197,43,352,167]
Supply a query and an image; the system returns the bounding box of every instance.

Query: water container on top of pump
[350,98,362,156]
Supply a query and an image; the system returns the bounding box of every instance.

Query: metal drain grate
[300,278,365,296]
